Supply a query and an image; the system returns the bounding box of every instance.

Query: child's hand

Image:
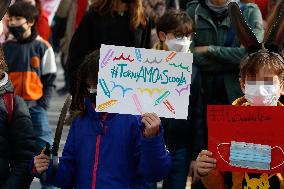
[141,113,161,138]
[34,149,50,174]
[196,150,217,177]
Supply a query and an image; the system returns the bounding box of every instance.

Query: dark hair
[8,2,39,26]
[72,50,100,112]
[240,51,284,83]
[156,9,194,35]
[92,0,147,29]
[15,0,43,14]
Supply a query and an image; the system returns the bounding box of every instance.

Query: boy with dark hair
[2,2,56,188]
[0,2,35,188]
[154,9,206,189]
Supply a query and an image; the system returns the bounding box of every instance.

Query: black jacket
[0,78,35,189]
[66,7,152,95]
[162,65,206,160]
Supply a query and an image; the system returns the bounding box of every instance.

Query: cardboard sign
[208,105,284,173]
[96,45,193,119]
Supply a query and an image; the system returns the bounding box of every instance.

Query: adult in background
[187,0,264,105]
[142,0,166,46]
[66,0,152,102]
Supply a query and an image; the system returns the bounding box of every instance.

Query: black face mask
[8,25,26,40]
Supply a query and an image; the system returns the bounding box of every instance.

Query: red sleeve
[254,0,268,19]
[37,11,51,41]
[75,0,88,29]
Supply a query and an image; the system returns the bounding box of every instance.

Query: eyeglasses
[166,31,193,40]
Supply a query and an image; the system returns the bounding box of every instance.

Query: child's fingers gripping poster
[96,44,193,119]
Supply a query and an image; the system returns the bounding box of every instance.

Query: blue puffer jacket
[44,99,171,189]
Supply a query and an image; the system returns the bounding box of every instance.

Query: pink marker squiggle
[132,94,143,114]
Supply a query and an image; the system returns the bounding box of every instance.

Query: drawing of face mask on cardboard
[217,141,284,171]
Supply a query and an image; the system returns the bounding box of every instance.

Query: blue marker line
[99,79,111,98]
[154,91,170,106]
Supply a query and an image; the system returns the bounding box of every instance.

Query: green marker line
[154,91,170,106]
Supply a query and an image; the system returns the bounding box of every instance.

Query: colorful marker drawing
[99,79,111,98]
[113,53,134,62]
[135,49,142,62]
[154,91,170,106]
[143,57,163,64]
[98,100,118,111]
[163,99,175,114]
[110,81,133,97]
[175,84,190,96]
[138,87,165,97]
[100,49,114,68]
[132,94,143,114]
[166,52,177,62]
[169,62,191,73]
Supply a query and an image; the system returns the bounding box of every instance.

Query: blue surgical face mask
[217,141,284,170]
[230,141,271,170]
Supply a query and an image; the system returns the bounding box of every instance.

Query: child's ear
[27,20,35,27]
[158,31,167,42]
[240,78,245,94]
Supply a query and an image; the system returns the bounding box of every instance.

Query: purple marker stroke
[101,49,114,68]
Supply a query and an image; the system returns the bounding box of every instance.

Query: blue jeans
[149,148,206,189]
[29,106,55,189]
[162,148,190,189]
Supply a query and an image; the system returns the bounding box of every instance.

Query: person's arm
[134,114,171,182]
[193,52,237,72]
[196,150,226,189]
[38,46,57,110]
[66,9,96,84]
[33,118,78,188]
[206,4,264,64]
[3,96,35,188]
[49,119,77,188]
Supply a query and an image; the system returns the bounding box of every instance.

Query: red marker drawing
[166,52,177,62]
[132,94,143,114]
[163,99,175,114]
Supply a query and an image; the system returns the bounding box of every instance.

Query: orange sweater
[202,97,284,189]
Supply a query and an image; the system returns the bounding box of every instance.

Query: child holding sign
[196,2,284,189]
[32,50,171,189]
[153,10,206,189]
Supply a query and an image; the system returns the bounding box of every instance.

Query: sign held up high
[96,44,193,119]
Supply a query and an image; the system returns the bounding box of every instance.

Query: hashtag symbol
[111,66,119,78]
[208,106,226,122]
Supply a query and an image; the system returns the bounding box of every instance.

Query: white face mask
[165,37,192,53]
[88,88,97,94]
[244,83,279,106]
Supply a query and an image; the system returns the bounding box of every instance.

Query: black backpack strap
[3,92,14,125]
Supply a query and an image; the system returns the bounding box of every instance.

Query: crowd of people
[0,0,283,189]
